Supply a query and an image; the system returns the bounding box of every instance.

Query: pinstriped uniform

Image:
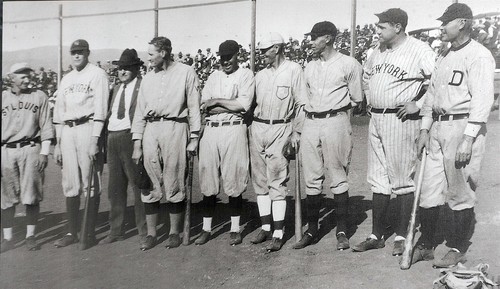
[363,37,435,195]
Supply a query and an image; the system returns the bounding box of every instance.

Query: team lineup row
[1,3,495,270]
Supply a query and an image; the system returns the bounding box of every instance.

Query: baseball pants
[1,144,43,209]
[249,122,292,201]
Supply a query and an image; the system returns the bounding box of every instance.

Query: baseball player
[98,49,147,248]
[413,3,495,268]
[249,32,306,252]
[1,63,54,252]
[294,21,363,250]
[131,36,201,250]
[53,39,109,248]
[194,40,254,247]
[352,8,435,256]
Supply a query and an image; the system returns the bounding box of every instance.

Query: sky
[3,0,500,55]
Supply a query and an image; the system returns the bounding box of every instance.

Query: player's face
[440,18,464,42]
[259,45,278,66]
[148,44,166,69]
[117,67,138,84]
[71,50,90,71]
[11,73,31,90]
[376,22,398,45]
[309,34,329,55]
[220,53,239,75]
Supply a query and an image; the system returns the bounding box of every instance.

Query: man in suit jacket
[99,49,148,248]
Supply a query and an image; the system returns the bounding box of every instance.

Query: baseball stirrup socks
[202,195,216,218]
[449,208,474,253]
[1,207,15,228]
[372,193,390,240]
[395,193,414,237]
[144,201,160,215]
[169,201,185,214]
[228,195,242,217]
[66,196,80,236]
[306,195,322,235]
[417,206,439,249]
[25,204,40,226]
[334,192,349,234]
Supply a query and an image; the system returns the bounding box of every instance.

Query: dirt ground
[1,113,499,289]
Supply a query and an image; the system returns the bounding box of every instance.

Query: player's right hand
[416,130,430,160]
[54,145,63,166]
[132,141,143,165]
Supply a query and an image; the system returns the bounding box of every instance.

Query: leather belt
[145,116,187,123]
[65,115,93,127]
[305,104,351,119]
[433,113,469,121]
[368,106,400,114]
[2,137,41,149]
[206,120,243,127]
[253,117,291,125]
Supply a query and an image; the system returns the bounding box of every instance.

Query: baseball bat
[400,147,428,270]
[294,150,303,243]
[183,154,194,246]
[79,160,95,250]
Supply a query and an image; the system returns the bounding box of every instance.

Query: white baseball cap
[257,32,285,50]
[10,62,33,74]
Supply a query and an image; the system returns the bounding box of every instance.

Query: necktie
[117,84,126,120]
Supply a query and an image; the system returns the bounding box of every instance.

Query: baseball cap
[218,40,239,57]
[9,63,33,74]
[375,8,408,29]
[70,39,89,52]
[437,3,473,24]
[305,21,337,37]
[257,32,285,50]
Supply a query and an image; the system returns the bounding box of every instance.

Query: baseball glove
[433,263,497,289]
[282,137,296,160]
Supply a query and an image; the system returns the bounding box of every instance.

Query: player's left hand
[37,154,48,172]
[455,135,474,167]
[290,131,301,150]
[187,137,199,156]
[396,102,419,121]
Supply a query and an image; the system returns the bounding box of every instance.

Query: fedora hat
[112,48,144,67]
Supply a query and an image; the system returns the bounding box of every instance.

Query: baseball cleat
[165,234,181,249]
[229,232,242,246]
[336,232,350,250]
[25,236,39,251]
[266,237,284,252]
[1,239,15,253]
[194,231,211,245]
[140,235,157,251]
[410,245,434,265]
[433,249,466,268]
[99,235,124,245]
[292,232,315,249]
[352,237,385,252]
[392,240,405,256]
[54,234,78,248]
[250,229,272,244]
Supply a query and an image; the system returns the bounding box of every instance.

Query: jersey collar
[450,38,471,52]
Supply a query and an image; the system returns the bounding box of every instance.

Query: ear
[394,23,403,33]
[160,49,167,58]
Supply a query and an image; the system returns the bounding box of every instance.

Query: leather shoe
[99,235,124,245]
[54,234,78,248]
[292,232,315,249]
[410,245,434,264]
[140,235,157,251]
[392,240,404,256]
[1,239,15,253]
[165,234,181,249]
[251,229,272,244]
[229,232,242,246]
[195,231,211,245]
[25,236,39,251]
[433,249,466,268]
[266,237,284,252]
[352,237,385,252]
[336,232,350,250]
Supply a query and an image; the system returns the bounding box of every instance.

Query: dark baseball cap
[375,8,408,29]
[305,21,337,37]
[70,39,89,52]
[437,3,473,24]
[218,40,239,57]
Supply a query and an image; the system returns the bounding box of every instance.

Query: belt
[253,117,291,125]
[2,137,41,149]
[206,120,244,127]
[145,116,187,123]
[305,104,351,119]
[368,106,400,114]
[65,116,93,127]
[433,113,469,121]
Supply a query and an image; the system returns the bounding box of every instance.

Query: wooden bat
[183,154,194,246]
[295,150,303,243]
[400,147,428,270]
[79,161,95,250]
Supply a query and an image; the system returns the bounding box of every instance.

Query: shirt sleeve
[52,83,65,138]
[186,67,202,134]
[466,56,495,124]
[201,73,215,102]
[362,56,373,104]
[420,77,436,131]
[92,70,110,137]
[38,91,55,143]
[131,79,147,140]
[347,59,364,104]
[292,65,307,134]
[235,69,255,112]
